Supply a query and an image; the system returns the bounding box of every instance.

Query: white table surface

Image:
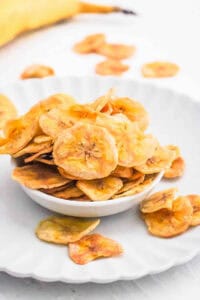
[0,0,200,299]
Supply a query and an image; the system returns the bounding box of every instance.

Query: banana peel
[0,1,136,47]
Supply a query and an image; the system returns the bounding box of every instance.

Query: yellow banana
[0,0,135,47]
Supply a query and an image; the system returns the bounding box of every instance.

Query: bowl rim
[11,157,164,207]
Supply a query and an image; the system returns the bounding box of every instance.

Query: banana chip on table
[142,195,193,238]
[164,145,185,179]
[140,188,178,213]
[53,123,118,180]
[77,177,123,201]
[12,163,70,189]
[68,233,123,265]
[142,61,179,78]
[36,216,100,245]
[73,33,106,54]
[95,59,129,76]
[187,195,200,226]
[97,43,135,60]
[135,146,176,174]
[0,94,17,129]
[21,64,55,79]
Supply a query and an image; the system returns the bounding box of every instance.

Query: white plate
[0,76,200,283]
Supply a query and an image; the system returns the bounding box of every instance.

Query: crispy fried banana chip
[33,135,52,144]
[53,185,84,200]
[164,157,185,179]
[90,88,115,112]
[135,146,176,174]
[13,140,52,158]
[21,64,55,79]
[187,195,200,226]
[68,233,123,264]
[96,114,157,167]
[53,123,118,180]
[73,33,106,54]
[77,177,123,201]
[36,216,100,245]
[0,94,17,129]
[142,61,179,78]
[142,196,193,238]
[113,174,155,198]
[58,167,82,180]
[112,166,133,178]
[111,97,149,131]
[95,59,129,76]
[97,43,135,59]
[116,173,145,194]
[12,163,70,189]
[24,145,53,163]
[140,188,178,213]
[35,157,55,165]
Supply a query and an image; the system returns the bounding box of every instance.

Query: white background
[0,0,200,299]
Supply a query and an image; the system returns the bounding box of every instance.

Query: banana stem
[79,2,137,15]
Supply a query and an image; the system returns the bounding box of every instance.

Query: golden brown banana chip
[96,59,129,76]
[187,195,200,226]
[142,196,193,238]
[58,167,82,180]
[90,88,115,112]
[35,157,55,165]
[73,33,106,54]
[135,146,176,174]
[68,233,123,265]
[97,43,135,59]
[24,145,53,163]
[140,188,178,213]
[21,64,55,79]
[33,135,52,144]
[77,177,123,201]
[12,141,52,158]
[164,157,185,179]
[142,61,179,78]
[0,94,17,129]
[53,185,84,200]
[40,183,72,195]
[111,97,149,131]
[113,175,155,198]
[53,123,118,180]
[36,216,100,245]
[12,163,70,189]
[116,174,145,195]
[112,166,133,178]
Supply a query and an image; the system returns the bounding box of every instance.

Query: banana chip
[24,145,53,163]
[116,173,145,194]
[33,135,52,144]
[90,88,115,112]
[188,195,200,226]
[77,177,123,201]
[95,59,129,76]
[53,185,84,200]
[97,43,135,59]
[140,188,178,213]
[111,97,149,131]
[135,146,176,174]
[53,123,118,180]
[12,163,70,189]
[13,141,52,158]
[142,61,179,78]
[36,216,100,245]
[21,64,55,79]
[68,233,123,264]
[142,196,193,238]
[164,157,185,179]
[73,33,106,54]
[35,157,55,165]
[0,94,17,129]
[58,167,82,180]
[112,166,133,178]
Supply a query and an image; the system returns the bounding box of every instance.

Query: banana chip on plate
[187,195,200,226]
[142,61,179,78]
[140,187,178,213]
[96,59,129,76]
[135,146,176,174]
[97,43,135,60]
[36,216,100,244]
[12,163,70,189]
[73,33,106,54]
[68,233,123,264]
[0,94,17,129]
[77,177,123,201]
[142,195,193,238]
[53,123,118,180]
[21,64,55,79]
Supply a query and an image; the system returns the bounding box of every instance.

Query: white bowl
[11,160,163,218]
